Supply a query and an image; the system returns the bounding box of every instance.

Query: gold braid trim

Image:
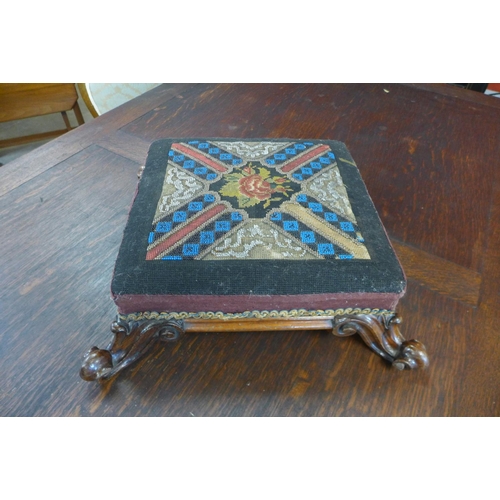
[118,308,395,322]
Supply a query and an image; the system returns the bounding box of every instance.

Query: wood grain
[95,130,151,165]
[184,319,334,332]
[455,152,500,415]
[1,83,499,416]
[391,239,481,306]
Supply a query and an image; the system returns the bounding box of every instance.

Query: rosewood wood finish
[80,314,428,381]
[1,83,499,416]
[80,319,184,381]
[331,313,428,370]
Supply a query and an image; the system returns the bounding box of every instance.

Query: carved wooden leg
[80,318,184,381]
[332,313,429,370]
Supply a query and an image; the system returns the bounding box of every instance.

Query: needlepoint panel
[111,139,406,314]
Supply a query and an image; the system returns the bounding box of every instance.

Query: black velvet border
[111,138,406,296]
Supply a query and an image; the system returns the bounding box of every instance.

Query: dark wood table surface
[2,83,499,417]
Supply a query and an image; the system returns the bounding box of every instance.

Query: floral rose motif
[219,164,294,208]
[238,174,273,200]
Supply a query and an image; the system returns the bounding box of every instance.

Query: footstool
[80,138,429,381]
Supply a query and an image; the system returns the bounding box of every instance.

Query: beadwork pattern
[146,141,371,261]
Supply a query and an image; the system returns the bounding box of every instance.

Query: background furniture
[453,83,489,92]
[0,83,85,148]
[1,83,499,416]
[77,83,160,116]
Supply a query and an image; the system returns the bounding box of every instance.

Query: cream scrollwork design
[119,308,395,322]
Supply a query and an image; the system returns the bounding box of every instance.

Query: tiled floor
[1,84,500,167]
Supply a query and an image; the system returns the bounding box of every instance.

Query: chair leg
[61,111,72,130]
[80,318,185,381]
[332,313,429,370]
[72,101,85,126]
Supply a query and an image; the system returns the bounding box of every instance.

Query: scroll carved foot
[332,313,429,370]
[80,318,185,381]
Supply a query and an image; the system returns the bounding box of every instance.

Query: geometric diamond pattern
[290,153,336,181]
[148,194,217,246]
[160,211,244,260]
[294,193,364,241]
[146,141,371,261]
[264,142,316,166]
[269,210,353,259]
[168,148,221,181]
[186,140,244,167]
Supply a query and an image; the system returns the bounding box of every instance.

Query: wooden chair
[0,83,85,149]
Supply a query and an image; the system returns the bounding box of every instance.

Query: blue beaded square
[283,220,299,231]
[188,202,203,212]
[301,231,316,243]
[173,211,187,222]
[318,243,334,255]
[340,222,355,232]
[215,221,231,232]
[200,231,215,244]
[183,243,200,256]
[308,202,323,212]
[156,222,172,232]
